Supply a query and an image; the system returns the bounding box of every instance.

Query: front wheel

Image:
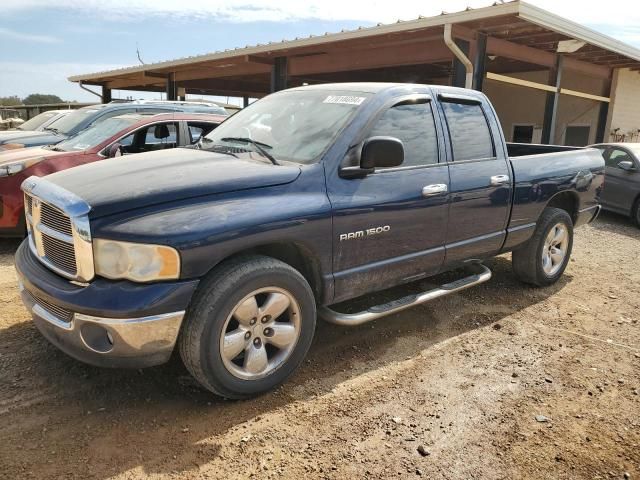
[512,207,574,287]
[179,255,316,399]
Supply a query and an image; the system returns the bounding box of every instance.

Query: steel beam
[101,86,112,104]
[166,73,177,101]
[271,57,288,92]
[473,33,488,91]
[541,55,563,145]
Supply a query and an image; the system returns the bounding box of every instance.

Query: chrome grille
[40,203,73,236]
[42,234,78,275]
[22,177,94,282]
[24,289,73,323]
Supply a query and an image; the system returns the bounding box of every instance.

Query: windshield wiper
[44,127,60,135]
[221,137,279,165]
[196,136,238,157]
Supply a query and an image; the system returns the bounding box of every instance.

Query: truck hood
[46,148,302,218]
[0,130,64,147]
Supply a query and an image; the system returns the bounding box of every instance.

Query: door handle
[422,184,448,197]
[490,174,510,186]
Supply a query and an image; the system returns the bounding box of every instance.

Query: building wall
[607,68,640,143]
[483,70,606,146]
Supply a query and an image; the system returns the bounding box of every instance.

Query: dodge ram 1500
[15,83,604,398]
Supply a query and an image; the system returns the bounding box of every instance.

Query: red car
[0,112,225,236]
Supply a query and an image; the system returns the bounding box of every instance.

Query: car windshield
[54,116,141,152]
[45,109,100,135]
[17,111,58,131]
[202,90,371,164]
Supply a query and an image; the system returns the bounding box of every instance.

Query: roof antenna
[136,43,145,65]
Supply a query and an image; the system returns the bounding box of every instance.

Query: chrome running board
[319,264,492,326]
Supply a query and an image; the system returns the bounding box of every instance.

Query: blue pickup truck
[15,83,604,398]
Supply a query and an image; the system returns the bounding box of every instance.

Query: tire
[512,207,573,287]
[179,255,316,399]
[632,199,640,228]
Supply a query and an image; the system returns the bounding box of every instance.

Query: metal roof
[68,0,640,93]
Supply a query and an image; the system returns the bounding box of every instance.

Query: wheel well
[223,243,323,301]
[546,192,579,224]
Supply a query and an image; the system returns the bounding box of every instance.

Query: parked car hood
[0,147,63,167]
[45,148,302,218]
[0,130,64,148]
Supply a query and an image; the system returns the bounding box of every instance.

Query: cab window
[441,102,494,161]
[368,100,439,167]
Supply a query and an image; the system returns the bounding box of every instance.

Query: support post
[243,96,249,108]
[595,77,613,143]
[541,55,563,145]
[270,57,288,92]
[166,73,177,101]
[473,33,488,91]
[101,86,112,104]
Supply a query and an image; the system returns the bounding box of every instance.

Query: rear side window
[441,102,494,161]
[369,101,439,167]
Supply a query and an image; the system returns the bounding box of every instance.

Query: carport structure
[69,0,640,144]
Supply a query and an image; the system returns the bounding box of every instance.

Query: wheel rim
[219,287,301,380]
[542,222,569,276]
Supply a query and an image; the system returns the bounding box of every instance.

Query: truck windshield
[44,109,99,135]
[53,116,141,152]
[202,90,371,164]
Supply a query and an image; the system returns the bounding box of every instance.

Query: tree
[0,95,22,106]
[22,94,64,105]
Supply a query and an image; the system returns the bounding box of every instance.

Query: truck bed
[506,142,583,157]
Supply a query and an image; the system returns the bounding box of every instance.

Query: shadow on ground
[0,248,572,479]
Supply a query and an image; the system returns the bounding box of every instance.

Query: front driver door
[328,95,450,303]
[601,147,640,213]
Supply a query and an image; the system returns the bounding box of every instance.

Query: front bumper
[15,240,199,368]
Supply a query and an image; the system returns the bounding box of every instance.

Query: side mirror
[361,136,404,170]
[107,143,123,158]
[618,160,636,171]
[340,136,404,178]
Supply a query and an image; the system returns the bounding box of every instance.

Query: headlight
[0,143,25,150]
[93,239,180,282]
[0,157,44,177]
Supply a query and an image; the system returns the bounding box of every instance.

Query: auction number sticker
[323,95,367,105]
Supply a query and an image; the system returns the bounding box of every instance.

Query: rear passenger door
[329,96,450,302]
[436,93,512,265]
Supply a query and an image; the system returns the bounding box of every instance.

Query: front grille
[42,234,77,275]
[40,202,73,237]
[24,192,84,279]
[25,289,73,323]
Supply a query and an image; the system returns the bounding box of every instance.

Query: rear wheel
[512,207,573,287]
[179,255,316,399]
[632,199,640,228]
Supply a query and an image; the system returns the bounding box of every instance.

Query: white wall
[607,68,640,142]
[483,69,606,145]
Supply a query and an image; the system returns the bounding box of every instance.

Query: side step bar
[319,264,492,326]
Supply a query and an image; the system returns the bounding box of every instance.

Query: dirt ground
[1,211,639,480]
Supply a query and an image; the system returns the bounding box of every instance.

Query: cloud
[0,0,640,25]
[0,27,61,43]
[0,62,126,101]
[2,0,640,27]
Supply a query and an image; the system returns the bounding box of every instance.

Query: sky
[2,0,640,105]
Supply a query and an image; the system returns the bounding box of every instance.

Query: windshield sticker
[323,95,366,105]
